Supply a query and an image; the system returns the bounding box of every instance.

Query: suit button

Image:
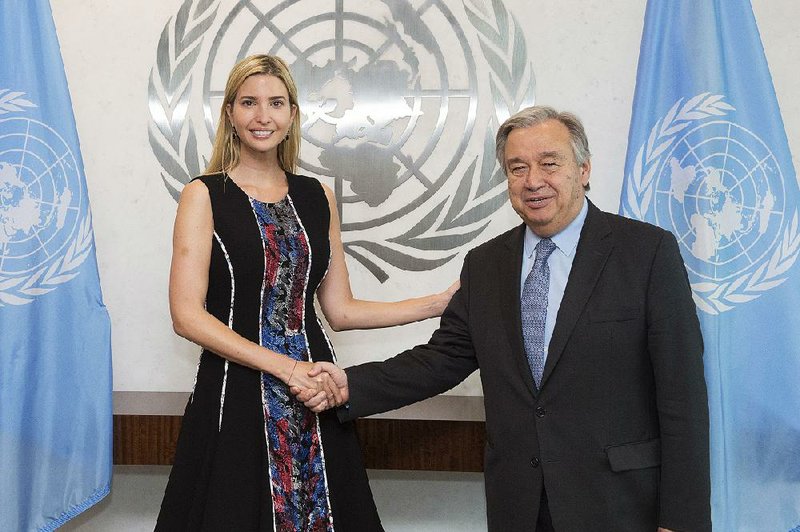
[530,457,540,468]
[535,406,546,418]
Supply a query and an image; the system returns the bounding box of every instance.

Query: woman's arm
[169,180,338,397]
[316,183,458,331]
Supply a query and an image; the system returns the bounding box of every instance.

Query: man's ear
[580,159,591,187]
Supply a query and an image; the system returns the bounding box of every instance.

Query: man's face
[504,119,591,237]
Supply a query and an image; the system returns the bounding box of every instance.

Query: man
[298,106,711,531]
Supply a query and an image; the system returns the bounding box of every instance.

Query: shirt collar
[523,198,588,259]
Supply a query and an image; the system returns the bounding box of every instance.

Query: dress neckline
[224,172,290,205]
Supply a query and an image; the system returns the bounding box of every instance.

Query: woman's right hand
[286,359,343,409]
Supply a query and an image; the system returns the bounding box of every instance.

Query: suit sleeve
[339,254,480,421]
[647,230,711,531]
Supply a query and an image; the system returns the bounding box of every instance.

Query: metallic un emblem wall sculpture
[149,0,535,280]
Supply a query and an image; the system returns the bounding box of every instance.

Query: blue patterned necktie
[521,238,556,388]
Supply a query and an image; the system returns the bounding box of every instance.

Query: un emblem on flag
[622,93,800,314]
[148,0,536,281]
[0,92,92,306]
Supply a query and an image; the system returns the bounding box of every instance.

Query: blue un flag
[621,1,800,530]
[0,0,112,530]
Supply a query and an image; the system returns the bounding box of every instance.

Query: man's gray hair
[495,106,591,167]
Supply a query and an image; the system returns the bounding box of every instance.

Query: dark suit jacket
[340,201,711,532]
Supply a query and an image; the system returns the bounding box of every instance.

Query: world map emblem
[0,90,93,306]
[622,93,800,314]
[148,0,535,281]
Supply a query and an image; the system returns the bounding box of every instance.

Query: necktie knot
[535,238,556,263]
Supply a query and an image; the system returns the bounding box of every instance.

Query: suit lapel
[498,224,540,397]
[541,202,613,388]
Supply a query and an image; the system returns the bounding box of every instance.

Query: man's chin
[522,215,555,235]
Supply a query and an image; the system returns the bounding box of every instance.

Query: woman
[156,54,456,531]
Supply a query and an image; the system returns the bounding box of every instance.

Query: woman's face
[226,74,296,160]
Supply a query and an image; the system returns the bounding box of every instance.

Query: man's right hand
[291,361,349,413]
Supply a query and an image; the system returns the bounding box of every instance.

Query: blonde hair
[205,54,301,175]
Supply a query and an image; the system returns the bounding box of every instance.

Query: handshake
[288,361,349,413]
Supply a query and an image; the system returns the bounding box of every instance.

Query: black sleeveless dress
[156,173,383,531]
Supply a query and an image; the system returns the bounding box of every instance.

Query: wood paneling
[113,415,485,471]
[113,415,182,465]
[355,419,485,472]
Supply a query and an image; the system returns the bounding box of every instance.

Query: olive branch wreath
[0,89,36,114]
[0,94,95,306]
[148,0,534,281]
[345,0,536,281]
[621,92,800,315]
[148,0,219,201]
